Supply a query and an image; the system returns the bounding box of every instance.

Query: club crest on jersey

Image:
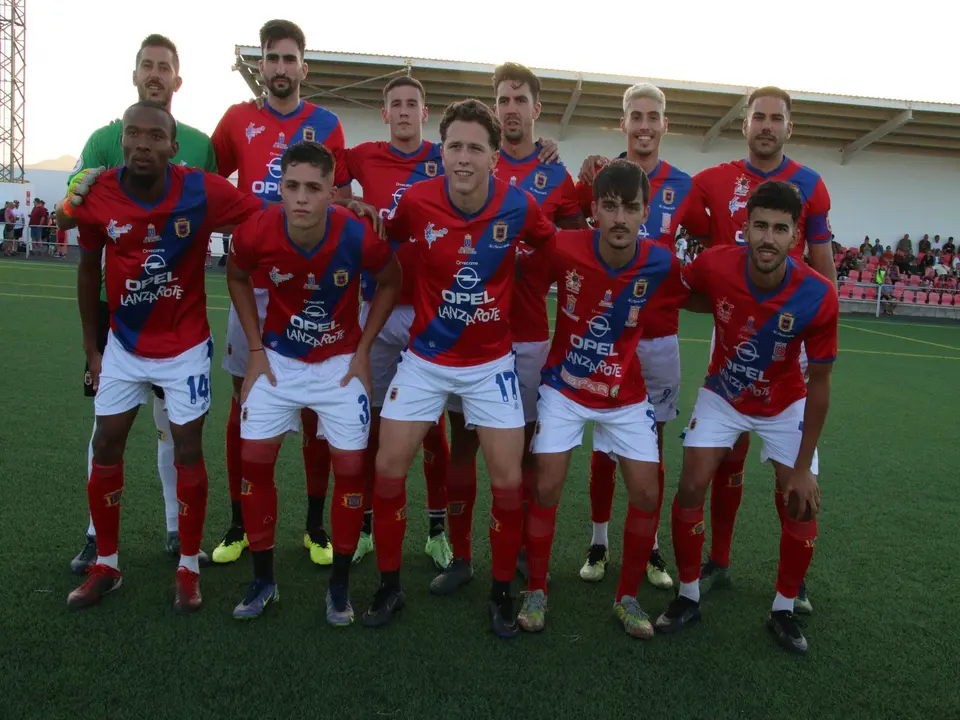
[734,175,750,197]
[144,223,159,243]
[270,267,293,285]
[534,172,548,190]
[493,222,509,243]
[773,341,788,361]
[174,218,191,238]
[565,269,582,294]
[303,126,315,142]
[778,312,795,333]
[717,297,734,324]
[459,234,476,255]
[633,279,648,298]
[333,269,349,287]
[626,305,640,327]
[662,186,675,205]
[424,222,448,248]
[245,122,265,144]
[424,161,438,177]
[304,273,320,290]
[273,132,287,150]
[661,212,672,235]
[563,295,578,320]
[599,289,614,308]
[106,219,132,243]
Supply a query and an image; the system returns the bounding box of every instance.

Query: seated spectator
[919,234,932,253]
[887,264,901,283]
[871,238,883,256]
[881,245,895,263]
[838,253,857,279]
[897,233,912,253]
[935,258,952,278]
[880,283,897,315]
[944,237,956,255]
[855,251,867,270]
[933,234,942,250]
[860,237,873,255]
[831,239,843,256]
[874,265,887,286]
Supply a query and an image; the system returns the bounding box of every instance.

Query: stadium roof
[234,47,960,163]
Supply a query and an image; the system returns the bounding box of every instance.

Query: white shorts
[637,334,681,423]
[241,350,370,450]
[447,340,549,423]
[709,328,808,382]
[682,387,819,474]
[96,331,213,425]
[359,302,414,408]
[531,385,660,462]
[222,288,269,377]
[382,350,525,430]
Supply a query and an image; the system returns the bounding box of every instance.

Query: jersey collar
[743,155,789,179]
[264,99,305,121]
[593,228,640,277]
[744,250,794,303]
[388,141,425,159]
[498,143,540,166]
[444,175,495,221]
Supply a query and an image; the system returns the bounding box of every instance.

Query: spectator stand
[837,253,960,319]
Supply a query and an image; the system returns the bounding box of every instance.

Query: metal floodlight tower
[0,0,25,183]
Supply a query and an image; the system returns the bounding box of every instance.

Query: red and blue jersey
[541,229,687,409]
[344,140,444,304]
[681,245,839,417]
[498,147,583,343]
[230,204,393,364]
[385,176,556,367]
[683,157,832,258]
[577,157,693,339]
[74,165,262,358]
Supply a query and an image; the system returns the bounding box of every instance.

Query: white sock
[153,397,179,533]
[97,553,118,570]
[86,417,96,537]
[591,521,609,547]
[679,580,700,603]
[772,592,794,613]
[652,533,660,551]
[179,554,200,574]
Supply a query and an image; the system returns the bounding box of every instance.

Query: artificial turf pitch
[1,257,957,720]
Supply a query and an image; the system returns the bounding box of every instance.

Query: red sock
[589,451,617,523]
[88,462,124,557]
[226,398,242,504]
[301,410,331,498]
[776,516,817,598]
[524,501,557,593]
[708,437,749,566]
[489,485,523,583]
[373,473,407,572]
[330,451,365,556]
[240,443,281,551]
[671,496,705,584]
[519,463,536,549]
[175,459,208,556]
[422,419,449,512]
[616,503,659,601]
[362,419,380,514]
[446,460,477,561]
[774,488,788,526]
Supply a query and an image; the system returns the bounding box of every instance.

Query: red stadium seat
[904,290,916,303]
[916,292,928,304]
[849,270,861,282]
[894,281,905,290]
[865,287,878,301]
[927,292,940,305]
[893,288,904,301]
[909,276,921,286]
[945,278,958,290]
[852,287,865,300]
[942,294,955,306]
[839,285,852,298]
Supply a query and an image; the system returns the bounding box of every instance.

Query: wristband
[60,197,76,217]
[250,347,264,352]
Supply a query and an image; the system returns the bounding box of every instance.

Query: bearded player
[518,159,690,639]
[210,19,352,569]
[681,87,835,614]
[340,76,453,570]
[435,63,585,595]
[361,100,556,638]
[655,180,838,654]
[60,101,262,611]
[66,34,217,574]
[574,83,694,590]
[227,141,400,622]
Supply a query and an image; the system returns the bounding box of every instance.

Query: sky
[24,0,952,164]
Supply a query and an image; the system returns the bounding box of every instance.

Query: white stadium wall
[335,107,960,250]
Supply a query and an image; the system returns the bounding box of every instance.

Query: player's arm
[679,171,712,243]
[555,175,588,229]
[206,174,265,232]
[76,226,105,389]
[678,246,712,312]
[56,129,110,230]
[519,195,558,249]
[210,108,239,178]
[805,179,837,287]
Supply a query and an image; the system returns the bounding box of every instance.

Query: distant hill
[26,155,77,171]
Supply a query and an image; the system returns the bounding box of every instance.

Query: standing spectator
[55,226,69,258]
[897,233,912,253]
[12,200,24,251]
[218,233,230,267]
[29,199,48,256]
[933,235,942,250]
[943,237,956,255]
[2,201,14,255]
[859,237,872,255]
[871,238,883,256]
[919,235,932,254]
[675,231,689,266]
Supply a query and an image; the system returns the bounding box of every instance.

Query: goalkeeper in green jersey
[67,34,218,574]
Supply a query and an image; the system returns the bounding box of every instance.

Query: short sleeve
[77,223,106,254]
[575,179,594,221]
[210,107,238,178]
[556,174,583,222]
[804,179,832,245]
[655,254,690,309]
[205,174,262,229]
[519,194,556,248]
[803,288,839,363]
[360,223,394,275]
[68,128,108,186]
[680,171,712,238]
[326,121,351,188]
[680,246,713,294]
[343,145,364,186]
[229,217,257,274]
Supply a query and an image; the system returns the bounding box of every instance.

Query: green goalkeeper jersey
[69,118,219,300]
